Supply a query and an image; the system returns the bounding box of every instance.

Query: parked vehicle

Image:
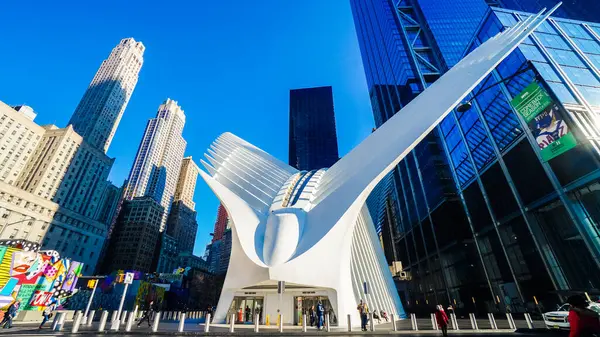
[543,302,600,330]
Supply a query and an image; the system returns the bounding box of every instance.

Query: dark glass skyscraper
[288,86,339,171]
[497,0,600,23]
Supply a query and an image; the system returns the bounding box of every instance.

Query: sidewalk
[0,317,546,335]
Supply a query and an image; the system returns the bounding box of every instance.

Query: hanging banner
[510,82,577,161]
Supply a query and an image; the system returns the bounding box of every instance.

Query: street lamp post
[0,217,38,239]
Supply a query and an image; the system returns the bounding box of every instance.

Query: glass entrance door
[293,296,335,325]
[227,296,264,324]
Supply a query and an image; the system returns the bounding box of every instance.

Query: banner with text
[510,82,577,161]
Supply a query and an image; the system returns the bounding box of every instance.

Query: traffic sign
[124,272,134,285]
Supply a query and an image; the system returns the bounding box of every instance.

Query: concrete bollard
[133,305,139,320]
[391,313,397,331]
[325,313,330,332]
[176,311,180,321]
[524,313,534,329]
[204,313,211,332]
[255,314,260,332]
[98,311,109,331]
[411,313,418,331]
[451,313,459,330]
[72,312,83,333]
[178,313,186,332]
[469,313,478,330]
[230,313,235,332]
[431,313,439,330]
[152,312,161,332]
[51,311,61,330]
[506,313,516,330]
[347,314,352,332]
[369,313,375,331]
[488,313,498,329]
[87,310,96,326]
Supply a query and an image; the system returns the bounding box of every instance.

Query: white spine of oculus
[198,4,560,326]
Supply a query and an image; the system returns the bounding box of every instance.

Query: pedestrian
[316,301,325,330]
[137,301,156,328]
[1,300,20,329]
[435,305,449,337]
[39,303,56,329]
[567,295,600,337]
[357,299,369,331]
[245,305,251,322]
[309,305,315,327]
[380,309,389,322]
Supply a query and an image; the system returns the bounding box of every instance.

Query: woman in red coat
[567,295,600,337]
[435,305,449,337]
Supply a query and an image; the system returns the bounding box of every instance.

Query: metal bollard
[325,313,330,332]
[302,314,307,332]
[125,311,135,332]
[347,314,352,332]
[111,310,118,322]
[152,312,161,332]
[524,313,533,329]
[369,313,375,331]
[255,313,260,332]
[72,312,83,333]
[51,312,61,330]
[133,305,139,320]
[431,313,439,330]
[469,313,478,330]
[175,311,180,321]
[506,313,516,330]
[87,310,96,326]
[391,313,397,331]
[411,313,418,331]
[178,313,186,332]
[230,313,235,332]
[488,313,498,329]
[121,310,128,325]
[98,310,109,331]
[58,312,67,331]
[451,313,459,330]
[204,313,211,332]
[279,314,284,333]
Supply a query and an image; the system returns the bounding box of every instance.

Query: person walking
[39,303,56,329]
[309,305,315,327]
[137,301,156,328]
[567,295,600,337]
[1,300,20,329]
[316,301,325,330]
[357,300,369,331]
[435,305,449,337]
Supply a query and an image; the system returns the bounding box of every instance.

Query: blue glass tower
[288,86,339,171]
[352,0,600,312]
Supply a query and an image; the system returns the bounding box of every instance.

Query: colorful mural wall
[0,240,83,311]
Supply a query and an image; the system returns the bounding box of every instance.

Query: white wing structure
[199,5,559,326]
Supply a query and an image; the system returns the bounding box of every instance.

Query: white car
[543,302,600,330]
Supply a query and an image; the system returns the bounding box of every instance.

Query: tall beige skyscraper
[69,38,144,152]
[173,157,199,210]
[124,99,187,230]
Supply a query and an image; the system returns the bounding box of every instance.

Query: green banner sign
[510,82,577,161]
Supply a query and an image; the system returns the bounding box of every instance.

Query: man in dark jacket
[1,300,20,329]
[137,301,156,328]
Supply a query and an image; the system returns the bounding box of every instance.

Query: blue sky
[0,0,374,256]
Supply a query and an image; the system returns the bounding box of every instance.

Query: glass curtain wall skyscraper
[352,0,600,312]
[288,86,339,171]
